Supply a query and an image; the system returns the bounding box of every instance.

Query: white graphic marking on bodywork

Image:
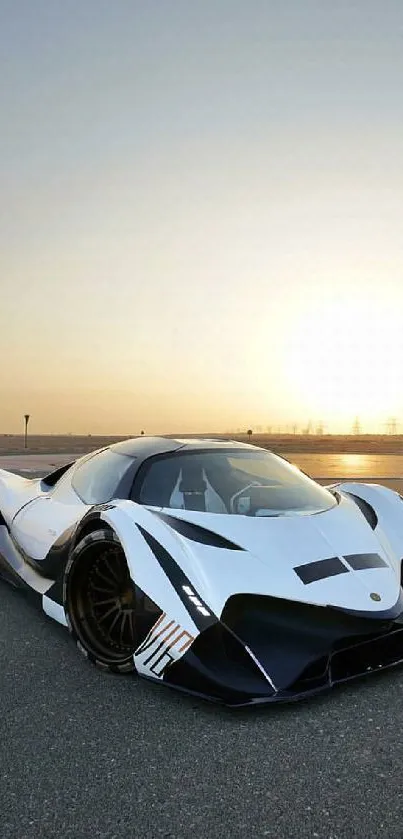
[134,612,195,679]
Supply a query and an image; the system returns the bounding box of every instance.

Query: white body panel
[43,596,68,626]
[10,479,88,561]
[0,469,44,523]
[99,504,201,677]
[99,492,403,623]
[100,504,200,637]
[336,482,403,563]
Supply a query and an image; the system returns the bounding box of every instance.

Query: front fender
[336,483,403,575]
[98,502,217,678]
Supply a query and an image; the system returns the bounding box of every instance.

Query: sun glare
[284,297,403,427]
[339,455,369,473]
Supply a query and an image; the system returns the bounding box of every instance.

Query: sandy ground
[0,453,77,472]
[2,432,403,456]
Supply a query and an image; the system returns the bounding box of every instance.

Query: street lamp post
[24,414,30,449]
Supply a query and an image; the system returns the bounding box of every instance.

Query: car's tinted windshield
[137,450,337,516]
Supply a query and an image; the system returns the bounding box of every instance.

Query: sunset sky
[1,1,402,434]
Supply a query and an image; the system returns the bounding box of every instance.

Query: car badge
[370,592,381,602]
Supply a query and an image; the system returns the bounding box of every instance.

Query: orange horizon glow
[1,5,402,437]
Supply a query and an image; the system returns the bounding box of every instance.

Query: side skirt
[43,596,68,627]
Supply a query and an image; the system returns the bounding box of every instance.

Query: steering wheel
[229,483,263,515]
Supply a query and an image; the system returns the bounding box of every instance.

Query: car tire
[64,529,137,673]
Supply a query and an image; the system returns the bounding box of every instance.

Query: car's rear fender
[0,468,44,525]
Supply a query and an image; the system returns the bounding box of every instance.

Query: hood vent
[346,492,378,530]
[154,512,243,550]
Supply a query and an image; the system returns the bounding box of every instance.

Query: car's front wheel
[64,529,137,672]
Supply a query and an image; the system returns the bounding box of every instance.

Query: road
[2,582,403,839]
[2,455,403,838]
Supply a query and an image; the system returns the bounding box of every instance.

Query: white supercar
[1,436,403,706]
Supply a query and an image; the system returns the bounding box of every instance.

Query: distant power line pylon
[385,417,398,434]
[352,417,361,435]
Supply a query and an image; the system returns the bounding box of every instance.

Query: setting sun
[285,297,403,429]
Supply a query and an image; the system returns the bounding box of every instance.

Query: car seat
[169,465,227,513]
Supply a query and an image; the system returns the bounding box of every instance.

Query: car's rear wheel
[64,529,137,672]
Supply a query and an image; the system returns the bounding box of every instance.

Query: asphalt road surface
[2,583,403,839]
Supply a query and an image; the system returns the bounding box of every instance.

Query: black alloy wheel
[64,529,137,672]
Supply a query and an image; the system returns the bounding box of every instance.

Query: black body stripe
[45,574,65,606]
[295,557,348,584]
[155,512,244,550]
[137,526,217,630]
[345,553,387,570]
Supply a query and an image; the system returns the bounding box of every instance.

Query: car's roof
[174,437,258,451]
[110,436,260,458]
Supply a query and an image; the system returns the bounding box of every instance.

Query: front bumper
[164,594,403,706]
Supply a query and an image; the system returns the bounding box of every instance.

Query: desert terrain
[2,431,403,456]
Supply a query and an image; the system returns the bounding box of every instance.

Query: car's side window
[135,457,183,507]
[71,450,133,504]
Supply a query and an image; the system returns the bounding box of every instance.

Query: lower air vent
[331,628,403,682]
